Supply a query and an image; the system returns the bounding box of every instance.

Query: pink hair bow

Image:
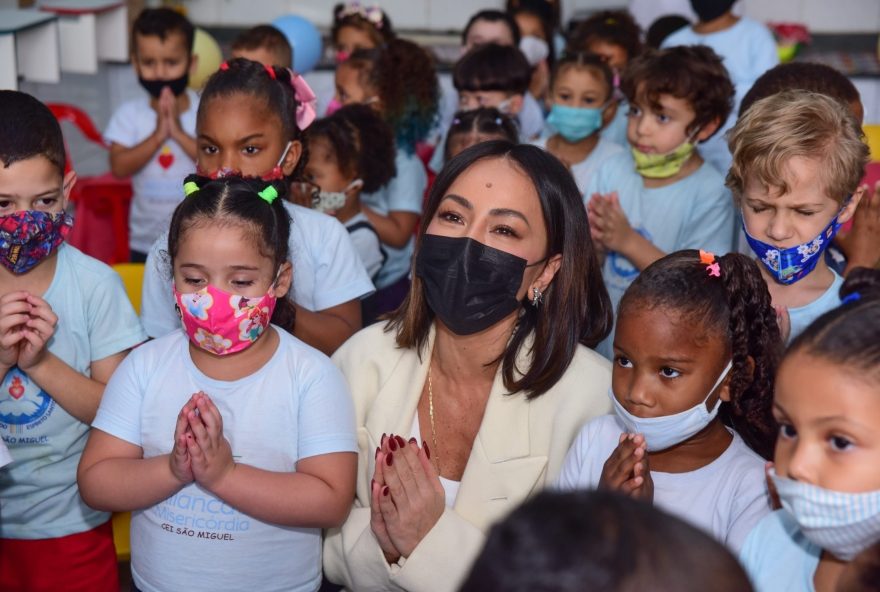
[290,72,317,130]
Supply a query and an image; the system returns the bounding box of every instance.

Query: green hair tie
[183,181,200,197]
[258,185,279,204]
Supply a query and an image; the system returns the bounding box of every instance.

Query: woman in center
[324,141,613,592]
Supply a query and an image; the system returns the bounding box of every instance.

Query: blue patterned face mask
[771,470,880,560]
[743,202,847,285]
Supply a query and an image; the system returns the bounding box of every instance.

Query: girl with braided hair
[139,58,374,355]
[558,249,783,552]
[79,175,357,591]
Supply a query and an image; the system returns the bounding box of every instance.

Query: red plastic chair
[48,103,132,265]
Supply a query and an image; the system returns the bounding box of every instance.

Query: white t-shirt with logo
[0,244,147,539]
[104,89,199,253]
[140,202,375,338]
[557,414,771,552]
[92,329,358,592]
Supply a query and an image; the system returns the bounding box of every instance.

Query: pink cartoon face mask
[173,282,277,355]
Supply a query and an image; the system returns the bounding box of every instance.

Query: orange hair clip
[700,250,721,277]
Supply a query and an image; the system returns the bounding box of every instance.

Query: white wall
[178,0,879,33]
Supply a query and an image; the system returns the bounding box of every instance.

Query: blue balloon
[272,15,323,73]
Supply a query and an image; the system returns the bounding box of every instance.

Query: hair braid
[718,253,782,459]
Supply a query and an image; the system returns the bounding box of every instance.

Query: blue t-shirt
[601,97,629,148]
[0,244,147,538]
[662,18,779,174]
[787,271,844,343]
[92,328,357,592]
[587,153,735,357]
[361,148,427,289]
[740,509,821,592]
[588,151,735,303]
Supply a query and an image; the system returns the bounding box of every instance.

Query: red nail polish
[423,441,431,459]
[386,452,393,466]
[382,486,389,497]
[381,433,387,446]
[395,435,406,448]
[389,437,398,451]
[408,437,417,445]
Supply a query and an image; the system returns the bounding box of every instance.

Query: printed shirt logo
[0,367,54,427]
[609,226,652,280]
[158,145,175,170]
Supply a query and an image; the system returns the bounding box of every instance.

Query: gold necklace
[427,364,441,475]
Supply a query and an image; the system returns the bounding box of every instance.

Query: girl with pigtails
[78,175,358,592]
[559,249,784,552]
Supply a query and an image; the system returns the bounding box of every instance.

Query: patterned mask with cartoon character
[743,201,847,285]
[173,282,277,355]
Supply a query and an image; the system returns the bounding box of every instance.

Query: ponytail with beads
[167,174,297,332]
[619,250,783,459]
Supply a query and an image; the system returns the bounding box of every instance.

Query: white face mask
[771,470,880,560]
[312,179,363,213]
[518,35,549,66]
[609,360,732,451]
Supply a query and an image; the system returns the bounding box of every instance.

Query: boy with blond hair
[727,89,869,340]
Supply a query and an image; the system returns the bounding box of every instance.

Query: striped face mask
[771,470,880,560]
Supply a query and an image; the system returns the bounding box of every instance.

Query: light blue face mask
[546,103,605,142]
[771,470,880,560]
[609,360,732,451]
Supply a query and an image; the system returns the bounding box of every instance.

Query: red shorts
[0,520,118,592]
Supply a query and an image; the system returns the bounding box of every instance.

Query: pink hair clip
[289,71,317,130]
[700,250,721,278]
[219,61,230,71]
[264,64,277,80]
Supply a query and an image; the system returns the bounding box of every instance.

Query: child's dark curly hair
[567,10,642,64]
[168,174,296,332]
[621,46,734,140]
[344,39,439,154]
[619,250,783,459]
[331,2,395,47]
[306,104,396,193]
[199,58,309,180]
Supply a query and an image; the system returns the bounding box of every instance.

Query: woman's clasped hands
[370,433,445,563]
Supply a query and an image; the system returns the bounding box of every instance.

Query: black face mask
[690,0,736,22]
[415,234,528,336]
[138,72,189,99]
